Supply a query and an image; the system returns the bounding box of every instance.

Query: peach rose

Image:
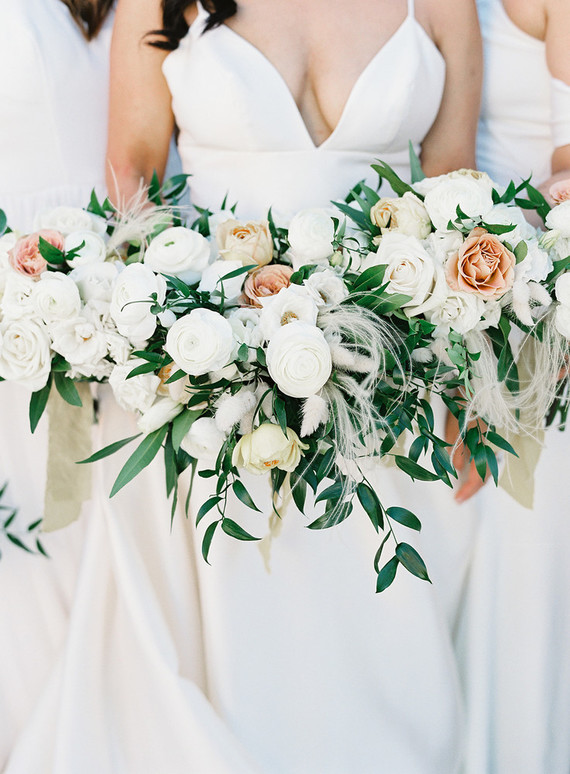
[242,264,293,307]
[549,178,570,204]
[9,229,64,278]
[446,227,515,298]
[216,219,273,268]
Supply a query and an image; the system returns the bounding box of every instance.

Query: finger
[454,464,488,503]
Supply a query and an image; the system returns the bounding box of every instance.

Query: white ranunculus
[198,259,245,299]
[304,269,348,307]
[110,263,166,343]
[259,285,319,339]
[109,359,161,413]
[34,206,105,236]
[1,272,36,321]
[0,318,51,391]
[137,396,184,435]
[371,192,432,239]
[33,273,82,324]
[64,230,107,269]
[266,321,332,398]
[287,208,336,269]
[165,308,236,376]
[427,291,484,336]
[424,176,495,231]
[180,417,226,463]
[555,273,570,305]
[70,261,120,304]
[50,316,108,373]
[515,239,553,284]
[232,422,307,474]
[545,201,570,238]
[361,232,439,312]
[144,226,211,284]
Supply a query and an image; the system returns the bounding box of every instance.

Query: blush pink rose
[446,227,515,299]
[242,264,293,307]
[549,178,570,204]
[9,229,64,278]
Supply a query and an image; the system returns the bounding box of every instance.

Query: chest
[500,0,546,40]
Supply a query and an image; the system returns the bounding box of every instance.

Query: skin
[449,0,570,502]
[107,0,482,201]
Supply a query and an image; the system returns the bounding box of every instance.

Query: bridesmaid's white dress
[458,1,570,771]
[161,2,479,772]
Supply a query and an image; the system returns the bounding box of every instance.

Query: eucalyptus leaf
[221,518,260,541]
[78,434,141,464]
[376,556,399,593]
[395,542,431,582]
[110,426,168,497]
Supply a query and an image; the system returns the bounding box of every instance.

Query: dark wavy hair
[59,0,114,40]
[151,0,238,50]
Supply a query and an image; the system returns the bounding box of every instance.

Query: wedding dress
[457,1,570,771]
[159,2,479,772]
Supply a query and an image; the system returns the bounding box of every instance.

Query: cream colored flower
[216,219,273,268]
[232,422,308,474]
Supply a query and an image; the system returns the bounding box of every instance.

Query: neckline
[196,4,443,150]
[496,0,544,47]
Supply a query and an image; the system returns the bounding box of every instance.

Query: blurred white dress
[160,2,479,772]
[458,1,570,771]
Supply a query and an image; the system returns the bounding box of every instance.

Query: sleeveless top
[476,0,570,186]
[0,0,113,231]
[162,0,445,219]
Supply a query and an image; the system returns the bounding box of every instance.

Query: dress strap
[407,0,415,18]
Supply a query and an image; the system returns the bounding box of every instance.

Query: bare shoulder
[545,0,570,81]
[417,0,480,48]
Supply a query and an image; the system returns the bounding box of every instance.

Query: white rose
[198,259,245,299]
[304,269,348,307]
[266,321,332,398]
[137,396,184,435]
[555,273,570,306]
[144,226,211,284]
[259,285,319,340]
[50,316,108,373]
[427,291,484,336]
[228,307,264,355]
[287,208,336,269]
[104,329,132,365]
[361,232,439,312]
[423,230,464,265]
[34,206,105,236]
[165,308,236,376]
[424,176,494,231]
[0,273,36,321]
[110,263,166,343]
[70,261,120,304]
[0,318,51,391]
[64,230,107,269]
[371,192,432,239]
[232,423,307,474]
[545,201,570,238]
[109,359,161,413]
[515,239,552,284]
[555,303,570,339]
[485,203,536,244]
[180,417,226,463]
[33,273,81,324]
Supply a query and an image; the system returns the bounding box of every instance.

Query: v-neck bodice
[162,2,445,219]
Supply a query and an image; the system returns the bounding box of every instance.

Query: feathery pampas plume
[300,394,329,437]
[215,389,257,433]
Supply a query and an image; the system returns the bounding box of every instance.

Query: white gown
[1,4,253,773]
[458,1,570,771]
[162,2,479,772]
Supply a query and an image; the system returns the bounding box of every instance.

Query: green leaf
[273,395,288,435]
[408,140,426,183]
[36,539,49,558]
[110,426,168,497]
[172,409,203,452]
[78,434,141,464]
[386,506,421,531]
[232,479,261,512]
[53,372,82,407]
[514,240,528,264]
[29,374,52,433]
[201,520,219,564]
[216,264,256,282]
[3,510,17,529]
[307,501,353,530]
[38,236,66,265]
[0,209,7,236]
[316,447,335,480]
[356,482,383,532]
[485,445,499,485]
[473,443,488,482]
[291,477,307,513]
[315,480,344,504]
[351,265,388,292]
[376,556,399,592]
[196,496,222,526]
[164,432,177,497]
[371,161,417,198]
[394,455,440,482]
[373,532,392,573]
[6,534,33,553]
[485,430,518,457]
[221,518,260,541]
[395,542,431,582]
[332,201,371,231]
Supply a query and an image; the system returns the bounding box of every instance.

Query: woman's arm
[107,0,182,203]
[419,0,482,175]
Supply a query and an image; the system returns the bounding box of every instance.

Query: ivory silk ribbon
[42,383,94,531]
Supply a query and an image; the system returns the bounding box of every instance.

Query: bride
[108,1,481,772]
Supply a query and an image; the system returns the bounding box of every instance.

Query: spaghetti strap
[407,0,415,18]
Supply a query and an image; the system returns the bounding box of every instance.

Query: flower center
[263,459,280,468]
[281,311,299,325]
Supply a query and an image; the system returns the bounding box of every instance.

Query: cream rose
[427,291,484,336]
[232,422,307,474]
[217,219,273,268]
[287,208,335,268]
[165,308,236,376]
[109,359,161,413]
[110,263,166,342]
[446,227,515,298]
[144,226,211,284]
[0,318,51,391]
[370,192,432,239]
[424,176,494,231]
[64,230,107,269]
[242,264,293,307]
[266,321,332,398]
[180,417,227,463]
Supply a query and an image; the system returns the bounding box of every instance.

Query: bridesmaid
[458,1,570,772]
